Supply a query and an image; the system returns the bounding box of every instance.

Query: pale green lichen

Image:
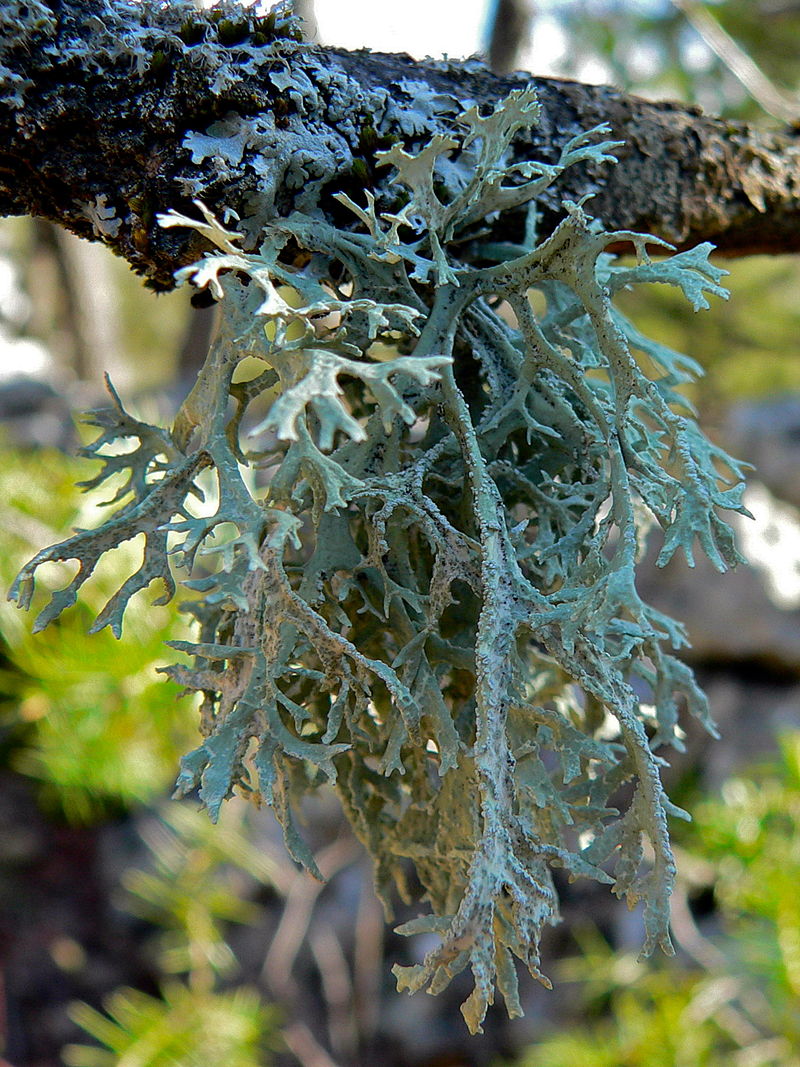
[10,84,747,1033]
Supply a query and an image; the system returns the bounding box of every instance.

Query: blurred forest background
[2,1,800,1064]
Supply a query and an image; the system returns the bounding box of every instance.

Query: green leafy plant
[62,803,281,1066]
[10,86,746,1031]
[0,446,196,820]
[695,733,800,1028]
[515,946,740,1067]
[64,984,273,1067]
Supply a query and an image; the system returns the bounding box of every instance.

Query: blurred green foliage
[543,0,800,418]
[514,733,800,1066]
[696,734,800,1022]
[550,0,800,120]
[614,254,800,417]
[0,445,197,820]
[122,803,285,986]
[63,803,282,1066]
[64,984,275,1067]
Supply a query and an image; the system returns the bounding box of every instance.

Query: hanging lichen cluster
[11,85,747,1032]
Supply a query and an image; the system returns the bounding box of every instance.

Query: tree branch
[1,0,799,290]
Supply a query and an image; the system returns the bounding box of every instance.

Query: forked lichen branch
[10,84,747,1032]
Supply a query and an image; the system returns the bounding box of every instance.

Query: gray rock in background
[726,396,800,510]
[639,395,800,676]
[639,482,800,675]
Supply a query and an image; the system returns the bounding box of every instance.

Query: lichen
[78,193,123,238]
[10,82,747,1033]
[0,0,303,92]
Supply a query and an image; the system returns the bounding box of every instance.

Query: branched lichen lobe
[11,46,750,1032]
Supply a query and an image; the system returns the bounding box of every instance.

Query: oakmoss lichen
[11,81,746,1033]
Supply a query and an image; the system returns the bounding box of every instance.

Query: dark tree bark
[1,0,799,292]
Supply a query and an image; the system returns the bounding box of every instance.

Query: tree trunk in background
[486,0,535,75]
[25,222,125,389]
[175,303,217,397]
[54,229,127,389]
[293,0,318,44]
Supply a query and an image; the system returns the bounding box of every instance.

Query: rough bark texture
[0,0,799,291]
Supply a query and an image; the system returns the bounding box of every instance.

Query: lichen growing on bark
[10,81,747,1032]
